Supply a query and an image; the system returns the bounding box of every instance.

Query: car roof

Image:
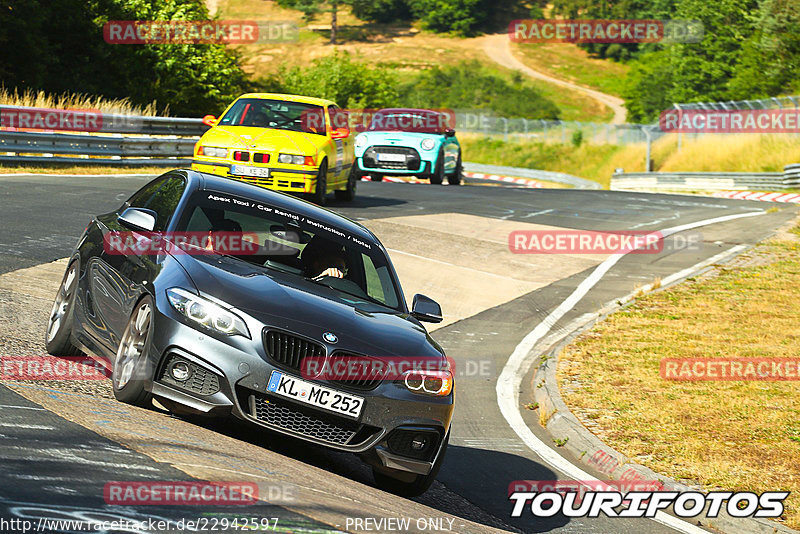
[236,93,336,108]
[375,108,442,115]
[177,169,377,243]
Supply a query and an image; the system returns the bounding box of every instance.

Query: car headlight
[199,146,228,158]
[420,138,436,151]
[355,134,367,147]
[278,154,308,165]
[402,370,453,396]
[166,288,250,338]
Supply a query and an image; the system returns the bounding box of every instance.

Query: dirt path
[481,33,627,124]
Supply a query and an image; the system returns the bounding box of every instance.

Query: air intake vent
[263,330,326,372]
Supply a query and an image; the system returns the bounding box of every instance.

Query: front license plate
[230,165,270,178]
[377,153,406,162]
[266,370,363,419]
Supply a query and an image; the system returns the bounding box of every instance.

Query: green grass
[559,235,800,529]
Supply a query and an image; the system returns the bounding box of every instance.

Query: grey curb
[527,259,798,534]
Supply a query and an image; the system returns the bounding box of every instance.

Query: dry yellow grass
[0,165,167,175]
[0,87,161,116]
[659,134,800,173]
[512,42,630,98]
[212,0,614,122]
[559,231,800,529]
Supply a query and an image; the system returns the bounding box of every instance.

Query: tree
[0,0,251,116]
[276,0,350,44]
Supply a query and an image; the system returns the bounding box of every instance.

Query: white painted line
[0,404,46,411]
[0,423,55,430]
[497,210,763,534]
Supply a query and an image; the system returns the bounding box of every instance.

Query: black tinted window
[126,174,186,231]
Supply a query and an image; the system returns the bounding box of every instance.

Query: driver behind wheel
[301,237,348,279]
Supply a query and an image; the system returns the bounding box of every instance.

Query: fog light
[170,361,191,382]
[410,435,428,451]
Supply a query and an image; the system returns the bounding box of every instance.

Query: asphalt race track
[0,172,796,534]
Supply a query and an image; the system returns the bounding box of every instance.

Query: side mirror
[444,128,456,138]
[330,127,350,139]
[411,294,442,323]
[118,207,156,233]
[202,114,218,127]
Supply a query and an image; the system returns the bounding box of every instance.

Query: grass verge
[512,42,630,98]
[459,133,800,189]
[0,87,161,115]
[558,221,800,529]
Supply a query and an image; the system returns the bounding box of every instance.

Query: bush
[399,60,560,119]
[261,52,400,109]
[350,0,413,23]
[0,0,251,116]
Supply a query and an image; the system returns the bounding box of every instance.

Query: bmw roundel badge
[323,332,338,344]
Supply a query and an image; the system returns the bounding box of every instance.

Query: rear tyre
[308,160,328,206]
[45,261,81,356]
[335,166,357,201]
[370,173,383,182]
[429,149,444,185]
[447,152,462,185]
[112,296,154,408]
[372,431,449,497]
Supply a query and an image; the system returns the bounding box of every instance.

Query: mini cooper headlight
[402,369,453,396]
[420,138,436,151]
[167,288,250,338]
[199,146,228,158]
[278,153,307,165]
[355,134,367,147]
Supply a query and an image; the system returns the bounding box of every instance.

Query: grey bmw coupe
[45,169,453,496]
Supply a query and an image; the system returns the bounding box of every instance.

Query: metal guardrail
[0,105,208,136]
[0,130,196,157]
[463,162,600,190]
[0,105,603,188]
[610,165,800,192]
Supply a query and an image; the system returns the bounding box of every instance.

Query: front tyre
[335,165,357,202]
[308,160,328,206]
[429,148,444,185]
[112,296,154,407]
[447,152,462,185]
[45,261,81,356]
[372,431,449,497]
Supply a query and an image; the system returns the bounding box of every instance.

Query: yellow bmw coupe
[191,93,355,205]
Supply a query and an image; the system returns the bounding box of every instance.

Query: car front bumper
[145,299,453,474]
[191,160,317,193]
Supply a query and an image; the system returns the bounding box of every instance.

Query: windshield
[217,98,327,135]
[368,110,448,134]
[175,190,402,311]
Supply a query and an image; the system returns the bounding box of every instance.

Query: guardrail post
[642,126,653,172]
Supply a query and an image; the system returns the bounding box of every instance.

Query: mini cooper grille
[264,330,326,372]
[158,355,220,396]
[364,146,421,170]
[251,393,359,445]
[326,352,387,390]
